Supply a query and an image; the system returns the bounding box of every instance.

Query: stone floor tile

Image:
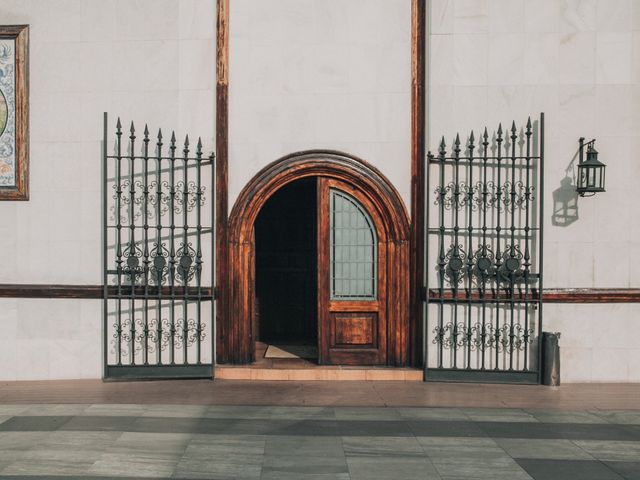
[417,436,502,457]
[1,459,93,476]
[0,415,72,432]
[22,404,90,416]
[478,421,638,441]
[0,405,31,416]
[0,431,50,450]
[108,431,192,455]
[204,405,274,419]
[34,430,122,451]
[397,407,470,421]
[604,461,640,480]
[88,452,181,478]
[189,433,265,455]
[334,407,402,421]
[526,409,608,424]
[342,435,424,456]
[173,458,262,479]
[346,455,441,480]
[431,455,532,479]
[408,420,486,437]
[573,440,640,461]
[260,473,350,480]
[265,435,343,457]
[142,404,209,418]
[593,411,640,425]
[462,408,539,423]
[268,406,337,420]
[516,459,624,480]
[496,438,595,460]
[263,454,348,475]
[60,415,138,432]
[84,403,149,416]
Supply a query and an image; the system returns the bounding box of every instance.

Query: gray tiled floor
[0,405,638,479]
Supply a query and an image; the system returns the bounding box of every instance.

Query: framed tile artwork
[0,25,28,200]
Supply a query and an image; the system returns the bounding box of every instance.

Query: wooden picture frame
[0,25,28,200]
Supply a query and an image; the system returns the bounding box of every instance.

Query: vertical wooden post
[410,0,426,367]
[216,0,229,363]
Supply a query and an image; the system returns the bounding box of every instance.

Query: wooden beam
[0,285,214,299]
[216,0,230,363]
[426,288,640,303]
[410,0,426,366]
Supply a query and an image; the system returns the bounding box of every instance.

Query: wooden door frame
[222,151,410,365]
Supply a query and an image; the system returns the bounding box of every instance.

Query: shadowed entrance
[254,178,318,360]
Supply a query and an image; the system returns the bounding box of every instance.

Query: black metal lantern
[576,138,605,196]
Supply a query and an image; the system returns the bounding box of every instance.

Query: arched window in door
[330,189,377,300]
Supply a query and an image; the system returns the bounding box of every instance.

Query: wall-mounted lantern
[576,138,606,197]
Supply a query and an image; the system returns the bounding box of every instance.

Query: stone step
[215,366,423,381]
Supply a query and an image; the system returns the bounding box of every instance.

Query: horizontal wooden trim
[541,288,640,303]
[0,284,215,299]
[425,288,640,303]
[0,285,637,303]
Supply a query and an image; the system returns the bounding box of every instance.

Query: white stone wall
[228,0,412,207]
[0,0,215,380]
[0,0,637,382]
[427,0,640,382]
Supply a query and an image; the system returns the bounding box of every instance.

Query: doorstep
[215,365,423,381]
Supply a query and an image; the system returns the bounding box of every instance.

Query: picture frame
[0,25,28,200]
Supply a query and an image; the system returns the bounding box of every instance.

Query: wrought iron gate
[102,113,215,379]
[424,114,544,383]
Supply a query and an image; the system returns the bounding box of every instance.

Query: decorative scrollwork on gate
[122,241,144,284]
[444,244,467,286]
[175,181,206,214]
[149,242,170,285]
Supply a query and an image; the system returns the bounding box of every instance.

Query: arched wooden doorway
[221,151,410,366]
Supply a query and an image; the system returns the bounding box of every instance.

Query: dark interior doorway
[254,177,318,359]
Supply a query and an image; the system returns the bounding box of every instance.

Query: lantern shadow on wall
[552,160,579,227]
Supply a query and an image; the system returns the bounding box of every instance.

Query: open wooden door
[317,178,387,365]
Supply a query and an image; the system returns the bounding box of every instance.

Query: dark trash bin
[542,332,561,386]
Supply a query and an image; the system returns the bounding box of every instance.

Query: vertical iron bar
[155,129,164,365]
[115,118,123,366]
[452,134,461,369]
[508,122,517,371]
[128,122,136,366]
[210,152,216,370]
[437,138,447,369]
[537,112,545,382]
[465,132,475,369]
[480,127,489,370]
[523,117,532,371]
[142,125,150,365]
[494,123,503,370]
[169,132,177,365]
[424,152,432,377]
[102,113,108,377]
[182,135,190,365]
[194,140,203,365]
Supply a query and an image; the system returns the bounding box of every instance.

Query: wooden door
[317,178,387,365]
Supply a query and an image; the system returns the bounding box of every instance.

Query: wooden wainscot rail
[425,288,640,303]
[0,284,214,299]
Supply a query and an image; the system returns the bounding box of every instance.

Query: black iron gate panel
[424,114,544,384]
[102,113,215,379]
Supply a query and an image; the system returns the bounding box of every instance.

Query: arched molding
[220,150,410,365]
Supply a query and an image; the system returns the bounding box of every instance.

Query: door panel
[318,177,387,365]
